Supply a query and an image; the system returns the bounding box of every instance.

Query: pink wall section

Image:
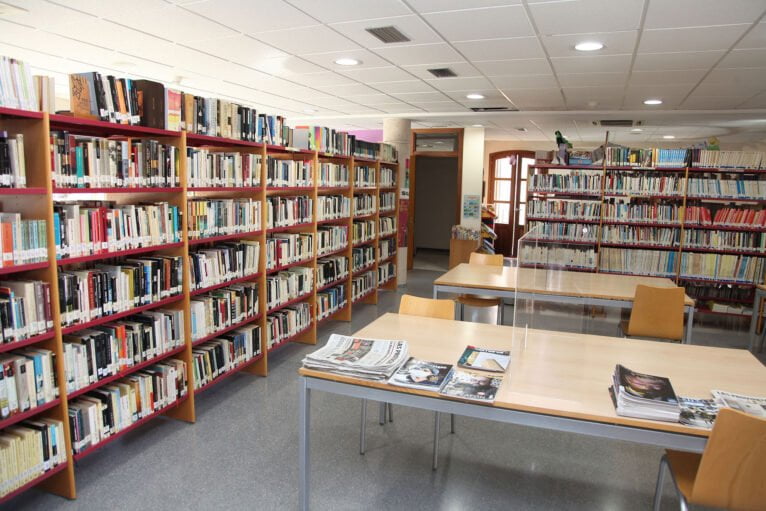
[348,129,383,143]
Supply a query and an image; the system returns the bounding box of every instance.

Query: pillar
[383,118,411,286]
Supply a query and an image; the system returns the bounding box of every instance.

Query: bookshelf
[524,158,766,320]
[0,106,399,503]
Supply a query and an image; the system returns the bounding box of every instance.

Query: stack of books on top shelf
[293,126,353,156]
[691,149,765,169]
[0,131,27,188]
[0,56,38,111]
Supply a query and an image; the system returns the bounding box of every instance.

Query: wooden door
[488,150,535,257]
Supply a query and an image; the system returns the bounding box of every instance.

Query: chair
[359,295,455,471]
[619,285,685,342]
[653,408,766,510]
[456,252,505,325]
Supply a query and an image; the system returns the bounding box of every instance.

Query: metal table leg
[684,306,694,345]
[299,377,311,511]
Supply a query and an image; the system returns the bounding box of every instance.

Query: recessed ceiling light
[303,108,318,114]
[574,41,604,52]
[663,135,675,139]
[471,124,483,127]
[643,99,663,105]
[335,58,361,66]
[466,93,485,100]
[631,128,643,132]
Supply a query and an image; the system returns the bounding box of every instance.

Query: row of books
[528,172,601,194]
[266,196,312,229]
[684,206,766,227]
[599,248,677,277]
[50,133,180,189]
[1,279,52,345]
[0,132,26,188]
[380,192,396,212]
[603,201,681,225]
[0,419,66,499]
[690,149,765,169]
[266,233,313,270]
[318,163,348,188]
[187,149,261,189]
[605,173,683,196]
[379,262,396,285]
[317,256,348,288]
[519,245,596,270]
[68,359,187,455]
[0,348,58,419]
[352,271,376,301]
[69,72,143,126]
[189,242,259,291]
[266,302,311,349]
[683,230,765,253]
[1,216,47,266]
[317,226,347,256]
[316,284,346,321]
[353,194,376,216]
[267,159,312,188]
[353,220,376,245]
[380,217,396,237]
[58,256,183,328]
[266,267,313,311]
[380,167,396,187]
[187,198,261,241]
[0,56,38,111]
[317,195,350,221]
[192,327,261,390]
[354,166,376,188]
[293,127,357,156]
[680,253,765,283]
[605,147,688,168]
[687,178,766,200]
[352,246,375,272]
[526,221,597,243]
[379,239,397,261]
[62,309,184,394]
[528,199,601,221]
[379,143,398,163]
[54,202,181,259]
[601,225,679,247]
[190,284,259,342]
[180,93,284,144]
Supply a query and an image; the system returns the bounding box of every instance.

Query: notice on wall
[398,198,408,247]
[463,194,480,219]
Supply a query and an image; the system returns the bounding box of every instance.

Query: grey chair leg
[499,301,505,325]
[432,411,440,470]
[450,413,455,434]
[387,402,393,422]
[496,303,501,325]
[360,399,367,455]
[459,303,464,321]
[379,402,386,425]
[653,455,668,511]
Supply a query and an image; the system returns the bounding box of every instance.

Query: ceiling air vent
[593,120,641,127]
[365,26,411,44]
[427,67,457,78]
[470,106,516,112]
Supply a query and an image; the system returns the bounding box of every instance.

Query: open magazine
[440,369,502,403]
[457,346,510,373]
[301,334,408,381]
[679,397,719,428]
[388,358,452,391]
[712,390,766,418]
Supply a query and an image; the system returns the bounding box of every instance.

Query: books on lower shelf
[187,198,261,241]
[0,56,38,111]
[266,302,311,349]
[605,171,683,196]
[293,127,352,155]
[680,252,765,283]
[528,199,601,221]
[1,279,53,344]
[317,226,347,256]
[603,200,681,225]
[54,202,181,259]
[316,284,346,321]
[182,95,283,144]
[0,131,27,188]
[49,133,180,189]
[317,256,348,289]
[528,170,601,194]
[318,163,349,188]
[266,196,312,229]
[267,158,312,188]
[610,364,680,422]
[687,177,766,200]
[354,165,375,188]
[186,148,261,188]
[388,357,452,391]
[189,241,260,291]
[317,195,350,222]
[266,233,314,270]
[439,369,502,403]
[352,246,374,272]
[68,359,188,455]
[192,327,261,390]
[353,220,376,245]
[379,167,396,188]
[301,333,408,381]
[190,283,258,342]
[526,221,597,243]
[353,193,376,216]
[379,192,396,212]
[266,266,312,310]
[457,346,510,373]
[601,225,679,247]
[378,262,395,285]
[352,271,376,301]
[62,309,184,394]
[685,206,766,228]
[0,348,58,419]
[379,238,396,261]
[520,244,596,270]
[599,248,676,276]
[379,216,396,237]
[683,229,764,253]
[0,214,47,266]
[0,418,66,499]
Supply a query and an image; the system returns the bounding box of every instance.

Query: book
[388,357,452,391]
[457,346,510,373]
[610,364,680,422]
[439,369,502,402]
[679,397,719,428]
[266,302,311,349]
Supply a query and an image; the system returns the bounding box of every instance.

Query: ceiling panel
[373,42,463,66]
[402,61,480,79]
[352,93,403,105]
[390,91,451,102]
[410,101,471,112]
[530,0,643,34]
[336,66,415,83]
[550,54,632,74]
[286,0,411,24]
[248,56,327,77]
[183,0,318,33]
[374,103,426,113]
[294,71,356,87]
[299,48,389,68]
[256,25,360,55]
[0,0,96,30]
[330,15,442,47]
[474,58,552,76]
[114,4,238,43]
[182,35,287,64]
[629,69,707,86]
[557,72,627,87]
[316,82,389,96]
[644,0,766,29]
[406,0,522,13]
[541,31,638,58]
[423,5,533,41]
[736,22,766,49]
[454,37,543,61]
[738,91,766,108]
[425,76,495,92]
[639,25,750,53]
[681,96,751,110]
[718,48,766,69]
[503,89,566,110]
[633,51,725,71]
[370,79,436,93]
[490,74,558,89]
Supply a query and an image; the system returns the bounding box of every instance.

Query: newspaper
[712,390,766,418]
[302,334,409,380]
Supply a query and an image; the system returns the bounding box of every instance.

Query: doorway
[488,150,535,257]
[413,155,459,270]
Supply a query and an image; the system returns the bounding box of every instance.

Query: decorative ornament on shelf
[707,136,720,151]
[552,130,572,165]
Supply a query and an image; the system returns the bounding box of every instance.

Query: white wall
[460,127,485,229]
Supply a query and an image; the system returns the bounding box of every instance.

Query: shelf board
[603,193,683,200]
[267,222,314,233]
[601,220,681,228]
[193,353,264,394]
[523,238,598,246]
[684,224,766,233]
[352,287,377,304]
[267,323,313,353]
[353,186,377,191]
[520,263,597,273]
[529,190,601,198]
[378,232,397,240]
[681,246,766,257]
[600,242,679,251]
[0,330,55,354]
[266,145,315,157]
[0,461,69,506]
[353,156,378,164]
[692,296,752,304]
[378,275,396,288]
[185,132,264,148]
[189,230,262,245]
[678,276,757,287]
[696,307,751,318]
[192,314,261,347]
[688,167,766,174]
[353,212,376,220]
[53,187,182,194]
[265,186,314,194]
[317,304,348,325]
[352,238,376,248]
[599,269,675,278]
[67,345,186,399]
[352,262,376,276]
[686,196,766,204]
[527,216,601,225]
[266,257,315,274]
[0,187,47,195]
[0,398,60,431]
[317,245,349,258]
[378,209,396,216]
[0,106,44,119]
[61,294,184,335]
[266,291,313,315]
[0,261,49,275]
[378,185,397,191]
[187,186,262,193]
[317,275,349,292]
[380,160,398,166]
[49,113,180,138]
[531,164,603,170]
[317,186,350,193]
[190,272,261,297]
[317,217,351,226]
[57,242,184,266]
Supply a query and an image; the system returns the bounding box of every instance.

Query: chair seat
[457,294,501,307]
[619,320,683,342]
[666,450,701,500]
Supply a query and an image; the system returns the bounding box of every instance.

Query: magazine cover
[712,390,766,418]
[388,357,453,391]
[440,369,502,403]
[679,397,719,428]
[457,346,510,373]
[616,364,678,404]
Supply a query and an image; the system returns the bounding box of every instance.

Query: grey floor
[7,255,759,510]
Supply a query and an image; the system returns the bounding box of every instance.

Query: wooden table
[433,264,696,343]
[748,284,766,352]
[298,314,766,510]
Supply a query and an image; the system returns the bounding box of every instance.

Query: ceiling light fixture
[335,58,361,66]
[471,124,483,127]
[574,41,604,52]
[663,135,675,139]
[643,99,663,105]
[466,93,485,100]
[631,128,643,132]
[303,108,318,114]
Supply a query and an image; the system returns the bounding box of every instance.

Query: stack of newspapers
[302,334,408,380]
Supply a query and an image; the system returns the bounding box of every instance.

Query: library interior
[2,0,766,509]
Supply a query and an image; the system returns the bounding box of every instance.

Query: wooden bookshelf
[0,108,399,503]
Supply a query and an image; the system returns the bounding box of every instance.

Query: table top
[299,313,766,437]
[434,264,695,306]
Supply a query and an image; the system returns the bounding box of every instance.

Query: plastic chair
[619,285,685,342]
[653,408,766,510]
[456,252,505,325]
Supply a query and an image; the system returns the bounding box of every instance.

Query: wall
[461,127,485,229]
[414,156,458,250]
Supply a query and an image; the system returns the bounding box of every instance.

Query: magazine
[457,346,510,373]
[712,390,766,418]
[610,364,680,422]
[301,334,409,381]
[679,397,719,428]
[439,369,502,403]
[388,357,452,391]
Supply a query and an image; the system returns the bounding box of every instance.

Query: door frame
[408,128,464,269]
[488,149,535,256]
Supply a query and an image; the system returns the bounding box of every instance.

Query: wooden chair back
[691,408,766,509]
[469,252,504,267]
[627,285,684,341]
[399,295,455,320]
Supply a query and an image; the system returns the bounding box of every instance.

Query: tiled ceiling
[1,0,766,144]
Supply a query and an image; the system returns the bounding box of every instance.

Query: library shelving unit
[0,106,399,503]
[524,158,766,321]
[377,159,399,293]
